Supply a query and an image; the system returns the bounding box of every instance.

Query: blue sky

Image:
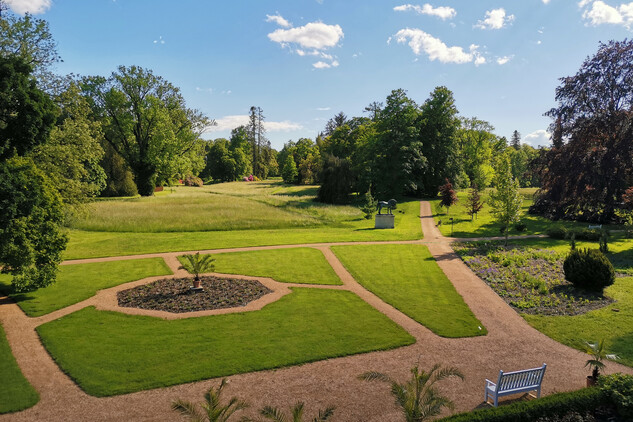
[5,0,633,150]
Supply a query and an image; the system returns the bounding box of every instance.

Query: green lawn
[181,248,342,285]
[331,244,486,338]
[524,275,633,368]
[0,259,172,317]
[64,196,422,259]
[37,288,415,396]
[0,323,39,413]
[431,188,596,238]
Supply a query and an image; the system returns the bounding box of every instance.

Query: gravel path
[1,201,631,421]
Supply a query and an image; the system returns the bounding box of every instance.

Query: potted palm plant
[179,252,216,290]
[585,339,619,387]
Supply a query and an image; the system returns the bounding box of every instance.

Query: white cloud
[266,14,292,28]
[496,55,514,65]
[268,21,343,50]
[581,1,633,28]
[5,0,51,14]
[316,107,331,111]
[268,20,343,68]
[207,115,303,133]
[475,8,515,29]
[524,129,550,147]
[393,4,457,20]
[542,0,551,3]
[153,36,165,45]
[392,28,482,64]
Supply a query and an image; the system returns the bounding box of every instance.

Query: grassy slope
[37,288,415,396]
[0,259,172,317]
[182,248,342,285]
[64,199,421,259]
[430,188,594,238]
[0,323,39,413]
[331,244,486,338]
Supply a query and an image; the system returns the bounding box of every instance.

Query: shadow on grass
[611,332,633,366]
[274,187,320,197]
[608,248,633,273]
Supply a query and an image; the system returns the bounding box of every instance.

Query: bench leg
[494,395,498,407]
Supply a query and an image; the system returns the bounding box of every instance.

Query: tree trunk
[133,161,157,196]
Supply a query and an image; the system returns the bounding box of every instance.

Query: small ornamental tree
[439,179,458,214]
[489,155,523,246]
[360,188,377,219]
[179,252,215,287]
[281,154,298,184]
[466,183,483,220]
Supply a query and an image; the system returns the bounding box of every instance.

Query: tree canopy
[532,39,633,222]
[83,65,211,195]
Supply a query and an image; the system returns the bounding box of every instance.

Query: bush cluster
[599,373,633,419]
[183,175,203,187]
[546,226,603,241]
[563,248,615,293]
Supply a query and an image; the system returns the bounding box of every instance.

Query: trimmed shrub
[573,229,602,241]
[515,221,528,232]
[563,248,615,292]
[547,226,568,239]
[439,388,608,422]
[600,373,633,419]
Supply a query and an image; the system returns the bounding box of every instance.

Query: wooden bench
[485,364,547,407]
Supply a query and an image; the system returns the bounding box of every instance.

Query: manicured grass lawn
[0,259,172,317]
[64,199,421,259]
[524,275,633,368]
[331,244,486,338]
[37,288,415,396]
[431,188,595,238]
[181,248,342,285]
[0,323,39,413]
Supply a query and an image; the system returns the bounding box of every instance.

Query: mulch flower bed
[117,276,272,313]
[455,241,615,316]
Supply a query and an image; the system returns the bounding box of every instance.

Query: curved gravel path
[1,201,631,421]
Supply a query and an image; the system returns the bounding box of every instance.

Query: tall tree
[83,66,210,196]
[418,86,461,196]
[0,56,66,292]
[0,10,61,89]
[489,154,523,246]
[466,183,484,220]
[323,111,348,136]
[458,117,497,188]
[371,88,426,197]
[532,39,633,222]
[510,130,521,150]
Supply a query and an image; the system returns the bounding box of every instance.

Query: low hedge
[439,388,608,422]
[546,226,603,241]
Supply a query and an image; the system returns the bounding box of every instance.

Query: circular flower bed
[117,276,272,313]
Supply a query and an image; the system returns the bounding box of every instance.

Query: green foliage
[439,387,608,422]
[259,402,335,422]
[179,252,216,281]
[599,373,633,418]
[0,323,39,413]
[0,55,56,160]
[459,118,497,189]
[360,189,377,219]
[203,138,248,182]
[183,175,204,187]
[360,363,464,421]
[563,248,615,293]
[331,244,485,338]
[599,231,609,253]
[317,155,353,204]
[30,83,106,205]
[0,157,67,292]
[37,289,414,396]
[281,154,298,184]
[82,65,209,196]
[488,154,523,245]
[584,339,618,379]
[99,143,138,197]
[466,184,483,220]
[171,378,248,422]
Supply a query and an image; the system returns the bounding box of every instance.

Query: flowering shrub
[456,242,613,315]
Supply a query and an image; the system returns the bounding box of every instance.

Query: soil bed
[454,241,615,316]
[117,276,272,313]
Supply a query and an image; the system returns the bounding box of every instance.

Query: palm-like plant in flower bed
[179,252,216,288]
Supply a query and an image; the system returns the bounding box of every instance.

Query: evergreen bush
[563,248,615,293]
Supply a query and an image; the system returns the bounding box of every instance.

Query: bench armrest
[485,379,496,387]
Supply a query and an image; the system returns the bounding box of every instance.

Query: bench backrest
[497,364,547,391]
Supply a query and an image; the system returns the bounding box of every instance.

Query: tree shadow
[610,332,633,365]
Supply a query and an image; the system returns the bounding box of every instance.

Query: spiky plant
[359,364,464,422]
[585,339,619,380]
[179,252,216,281]
[171,378,248,422]
[259,402,335,422]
